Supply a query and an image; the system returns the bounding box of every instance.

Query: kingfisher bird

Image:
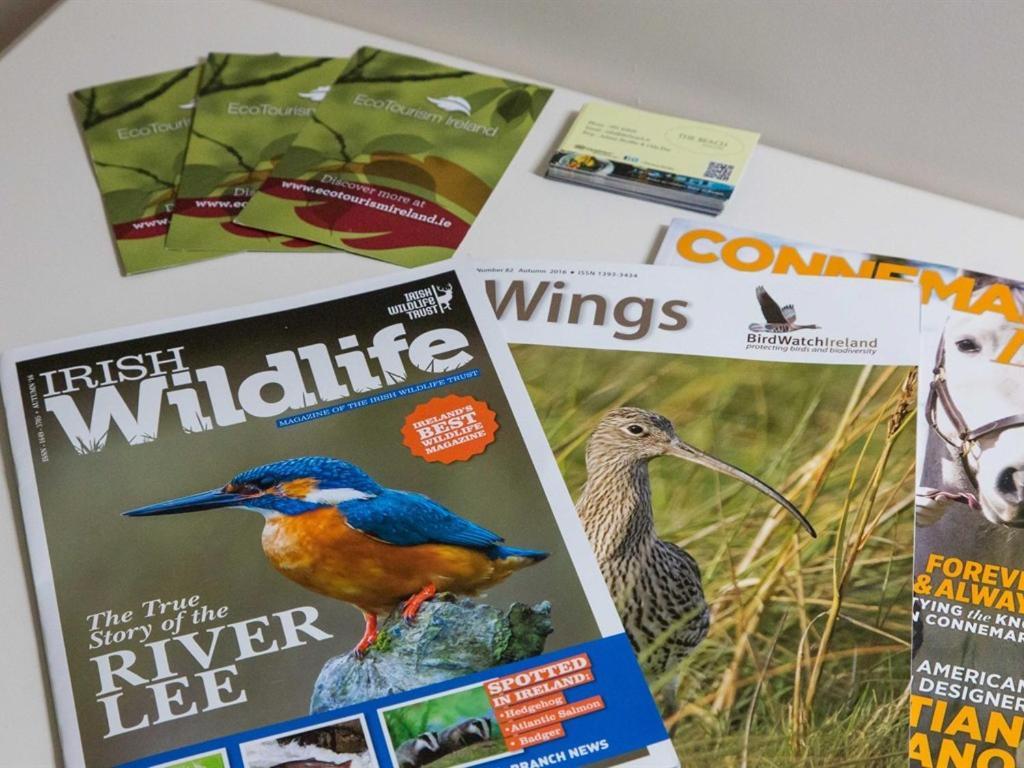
[576,408,814,677]
[749,285,820,333]
[124,456,547,656]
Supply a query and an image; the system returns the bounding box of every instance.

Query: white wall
[3,0,1022,219]
[267,0,1024,220]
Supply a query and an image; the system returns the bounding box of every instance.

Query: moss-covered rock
[310,595,552,713]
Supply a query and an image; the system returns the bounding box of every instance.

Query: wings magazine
[656,219,1024,767]
[0,262,673,768]
[476,259,919,767]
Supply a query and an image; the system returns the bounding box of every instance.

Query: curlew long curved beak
[667,440,816,537]
[122,488,249,517]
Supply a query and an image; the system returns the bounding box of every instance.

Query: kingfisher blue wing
[341,489,505,550]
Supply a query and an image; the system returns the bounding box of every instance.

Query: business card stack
[546,101,759,215]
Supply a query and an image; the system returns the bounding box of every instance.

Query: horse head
[931,299,1024,526]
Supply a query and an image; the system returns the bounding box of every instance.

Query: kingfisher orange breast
[260,507,515,615]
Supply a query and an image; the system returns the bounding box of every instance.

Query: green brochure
[236,47,552,267]
[167,52,350,253]
[72,66,217,274]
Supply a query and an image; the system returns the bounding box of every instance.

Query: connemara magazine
[166,52,349,253]
[235,47,551,266]
[1,263,673,768]
[477,260,918,766]
[655,219,1024,766]
[72,67,216,274]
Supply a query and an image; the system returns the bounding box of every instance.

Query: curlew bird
[124,456,547,656]
[575,408,815,678]
[749,285,820,333]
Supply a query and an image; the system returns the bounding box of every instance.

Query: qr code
[704,161,734,181]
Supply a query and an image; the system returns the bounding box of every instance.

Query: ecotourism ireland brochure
[475,259,918,766]
[655,219,1024,766]
[166,53,350,253]
[72,66,219,275]
[0,262,674,768]
[235,47,552,267]
[545,102,758,215]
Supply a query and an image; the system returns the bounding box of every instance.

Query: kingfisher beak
[123,488,250,517]
[667,440,816,537]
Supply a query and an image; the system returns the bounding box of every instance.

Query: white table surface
[2,1,1023,765]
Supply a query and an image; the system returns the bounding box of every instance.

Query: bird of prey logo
[749,286,821,333]
[124,456,547,657]
[426,95,472,115]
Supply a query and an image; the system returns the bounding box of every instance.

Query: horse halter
[926,333,1024,464]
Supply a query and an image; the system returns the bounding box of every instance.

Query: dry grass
[512,345,916,767]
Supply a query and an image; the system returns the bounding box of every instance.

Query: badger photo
[381,685,506,768]
[513,344,917,767]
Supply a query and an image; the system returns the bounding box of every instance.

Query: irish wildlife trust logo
[426,95,472,115]
[749,286,820,333]
[432,283,455,312]
[387,283,456,320]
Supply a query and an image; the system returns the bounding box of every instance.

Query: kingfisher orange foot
[401,582,438,624]
[354,612,378,658]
